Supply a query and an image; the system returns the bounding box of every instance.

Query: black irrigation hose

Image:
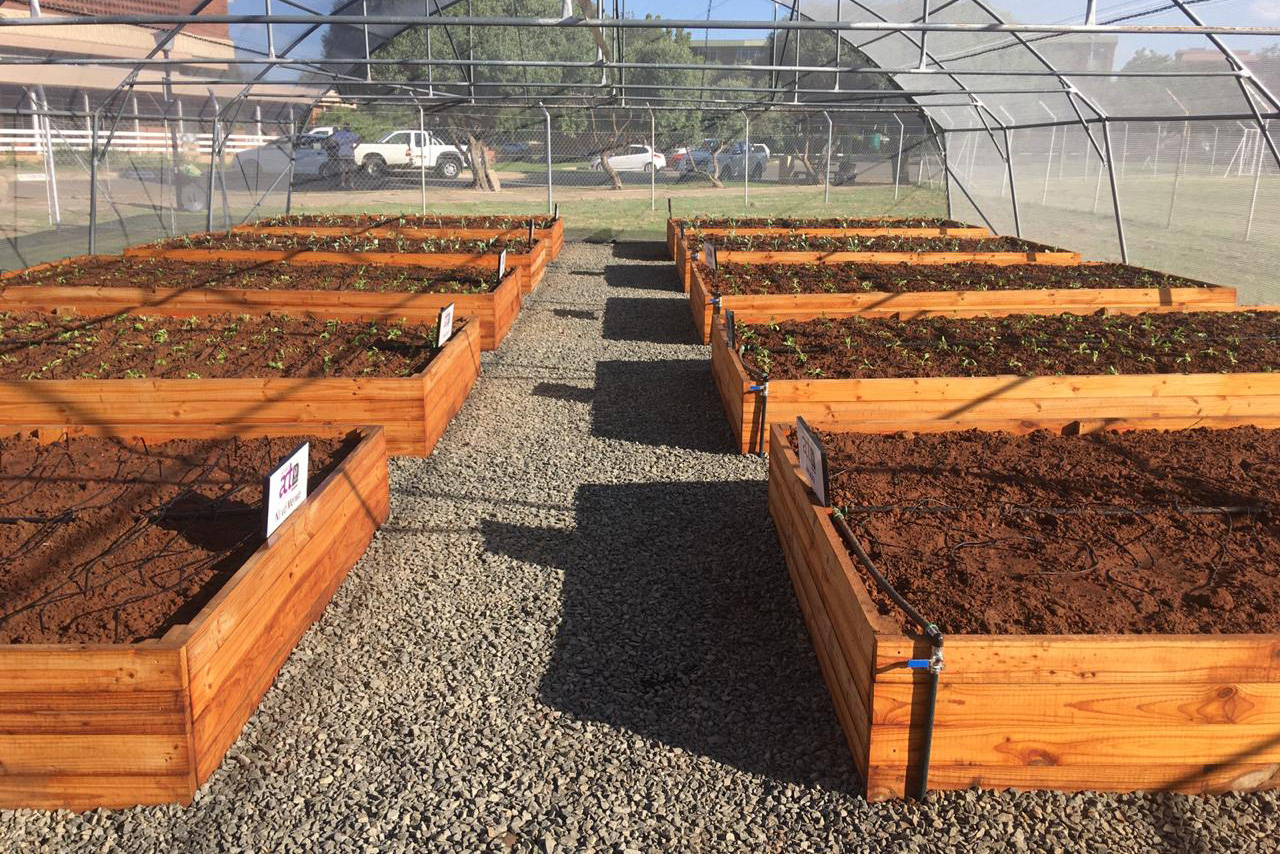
[832,512,943,802]
[840,503,1272,517]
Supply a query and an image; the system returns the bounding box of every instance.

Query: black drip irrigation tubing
[831,512,943,802]
[840,503,1272,517]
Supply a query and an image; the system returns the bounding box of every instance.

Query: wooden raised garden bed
[712,311,1280,453]
[0,311,481,456]
[0,427,389,809]
[675,232,1080,292]
[687,260,1239,343]
[665,216,987,260]
[123,232,549,294]
[769,420,1280,799]
[0,255,523,351]
[237,213,565,258]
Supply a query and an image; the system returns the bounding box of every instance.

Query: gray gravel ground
[3,241,1279,853]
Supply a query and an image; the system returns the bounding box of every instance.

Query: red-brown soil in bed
[0,311,456,379]
[0,431,357,644]
[6,257,501,294]
[689,234,1060,253]
[144,232,532,254]
[798,425,1280,635]
[255,213,556,229]
[703,261,1216,296]
[738,311,1279,380]
[685,216,966,228]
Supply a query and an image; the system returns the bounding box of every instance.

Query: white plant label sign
[437,303,456,347]
[497,248,508,279]
[795,417,828,507]
[265,442,309,539]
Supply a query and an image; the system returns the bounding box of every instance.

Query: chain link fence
[947,116,1280,304]
[0,102,948,272]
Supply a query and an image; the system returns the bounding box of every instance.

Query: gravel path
[3,242,1278,853]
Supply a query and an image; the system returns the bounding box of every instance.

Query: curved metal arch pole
[941,128,952,218]
[940,141,996,233]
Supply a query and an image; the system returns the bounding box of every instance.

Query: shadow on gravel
[592,359,731,452]
[611,241,669,261]
[603,263,680,292]
[553,308,600,320]
[480,480,861,792]
[602,297,697,344]
[533,381,596,403]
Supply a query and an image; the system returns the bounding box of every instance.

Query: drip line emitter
[794,416,944,802]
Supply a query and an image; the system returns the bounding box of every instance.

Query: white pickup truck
[354,130,468,181]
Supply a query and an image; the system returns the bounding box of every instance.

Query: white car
[355,130,468,181]
[233,135,334,184]
[590,144,665,173]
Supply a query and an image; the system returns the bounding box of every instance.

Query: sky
[226,0,1280,81]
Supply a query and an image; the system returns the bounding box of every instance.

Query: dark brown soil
[686,216,966,229]
[146,232,532,254]
[737,312,1280,380]
[703,262,1217,296]
[797,425,1280,635]
[0,431,358,644]
[690,234,1062,253]
[0,311,454,379]
[7,257,501,295]
[254,213,556,229]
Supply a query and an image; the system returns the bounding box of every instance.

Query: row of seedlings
[699,221,1280,800]
[667,216,1078,292]
[0,212,556,808]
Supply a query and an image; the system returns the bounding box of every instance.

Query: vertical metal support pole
[419,106,428,215]
[742,111,749,207]
[1121,123,1129,178]
[264,0,275,58]
[88,113,98,254]
[1167,121,1190,228]
[541,103,552,216]
[823,111,833,205]
[792,0,801,104]
[1247,120,1266,241]
[206,116,218,232]
[648,104,656,212]
[254,104,262,140]
[176,98,185,138]
[1003,127,1021,237]
[918,0,930,70]
[81,92,91,136]
[893,114,904,200]
[1091,152,1104,214]
[833,0,841,90]
[285,108,295,216]
[1210,125,1219,174]
[362,0,372,82]
[1101,119,1128,263]
[426,0,435,97]
[942,131,952,219]
[1153,123,1162,175]
[217,115,231,233]
[131,94,140,138]
[1042,126,1056,205]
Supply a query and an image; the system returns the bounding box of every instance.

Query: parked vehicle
[589,144,666,173]
[354,130,468,181]
[679,140,768,179]
[667,146,690,171]
[720,142,771,180]
[233,135,335,185]
[498,141,534,159]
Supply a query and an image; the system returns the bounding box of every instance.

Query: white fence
[0,126,276,156]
